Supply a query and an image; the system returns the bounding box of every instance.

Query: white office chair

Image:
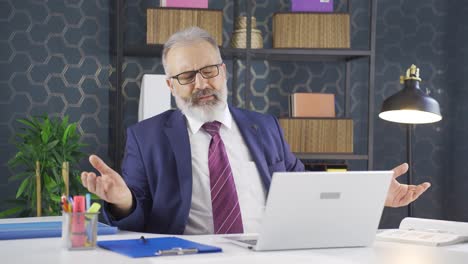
[138,74,172,122]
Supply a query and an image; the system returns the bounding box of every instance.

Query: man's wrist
[109,190,134,218]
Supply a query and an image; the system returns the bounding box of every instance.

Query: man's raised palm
[385,163,431,207]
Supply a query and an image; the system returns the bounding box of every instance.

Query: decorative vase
[230,16,263,49]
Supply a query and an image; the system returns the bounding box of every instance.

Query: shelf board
[295,153,369,160]
[124,44,163,57]
[124,45,243,59]
[124,45,371,62]
[249,48,371,62]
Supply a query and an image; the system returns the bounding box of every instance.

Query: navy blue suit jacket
[104,106,304,234]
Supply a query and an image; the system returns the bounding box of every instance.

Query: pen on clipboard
[138,236,199,256]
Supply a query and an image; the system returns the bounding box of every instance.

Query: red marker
[73,195,85,212]
[71,195,86,247]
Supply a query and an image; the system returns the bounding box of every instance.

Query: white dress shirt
[183,106,266,235]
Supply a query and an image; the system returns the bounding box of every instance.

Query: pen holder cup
[62,211,99,250]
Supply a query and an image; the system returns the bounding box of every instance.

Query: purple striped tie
[202,121,244,234]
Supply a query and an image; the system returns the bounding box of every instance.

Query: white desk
[1,217,468,264]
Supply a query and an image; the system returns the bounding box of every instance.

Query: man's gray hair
[162,27,222,76]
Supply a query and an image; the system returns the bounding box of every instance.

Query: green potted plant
[1,115,87,217]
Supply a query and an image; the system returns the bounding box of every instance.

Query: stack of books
[281,92,353,154]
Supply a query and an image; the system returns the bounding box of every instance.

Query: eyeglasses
[170,63,223,85]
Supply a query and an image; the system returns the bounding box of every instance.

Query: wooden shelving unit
[112,0,377,169]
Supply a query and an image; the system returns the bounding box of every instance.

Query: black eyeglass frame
[169,63,224,85]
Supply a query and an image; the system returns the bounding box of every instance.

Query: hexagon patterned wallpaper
[374,0,452,227]
[1,0,467,227]
[0,0,114,211]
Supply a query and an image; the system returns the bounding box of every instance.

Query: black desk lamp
[378,64,442,217]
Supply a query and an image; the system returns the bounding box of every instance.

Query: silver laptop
[227,171,393,251]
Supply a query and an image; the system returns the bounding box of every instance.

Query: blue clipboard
[0,221,118,240]
[97,236,222,258]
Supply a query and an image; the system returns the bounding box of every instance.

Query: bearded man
[80,27,430,235]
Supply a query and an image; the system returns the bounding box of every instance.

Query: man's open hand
[81,155,133,213]
[385,163,431,207]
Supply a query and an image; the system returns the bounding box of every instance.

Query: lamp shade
[379,65,442,124]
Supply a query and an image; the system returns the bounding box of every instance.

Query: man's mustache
[191,89,219,102]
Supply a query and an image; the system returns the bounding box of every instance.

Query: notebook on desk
[226,171,393,251]
[377,217,468,246]
[0,220,118,240]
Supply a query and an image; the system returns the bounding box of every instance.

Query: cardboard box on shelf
[147,8,222,45]
[290,93,335,118]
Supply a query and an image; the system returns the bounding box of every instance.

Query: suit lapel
[230,106,271,190]
[164,110,192,222]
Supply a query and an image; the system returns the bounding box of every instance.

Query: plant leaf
[40,130,48,144]
[0,206,24,218]
[17,118,39,131]
[50,194,62,203]
[7,171,31,182]
[51,150,63,164]
[46,140,59,151]
[44,174,57,191]
[16,178,30,199]
[62,124,73,145]
[61,116,69,130]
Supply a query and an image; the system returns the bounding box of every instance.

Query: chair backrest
[138,74,172,121]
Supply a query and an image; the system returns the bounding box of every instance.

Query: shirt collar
[185,105,232,134]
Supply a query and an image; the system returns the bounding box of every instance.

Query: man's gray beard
[174,84,228,123]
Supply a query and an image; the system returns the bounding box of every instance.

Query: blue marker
[86,193,91,210]
[68,196,74,210]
